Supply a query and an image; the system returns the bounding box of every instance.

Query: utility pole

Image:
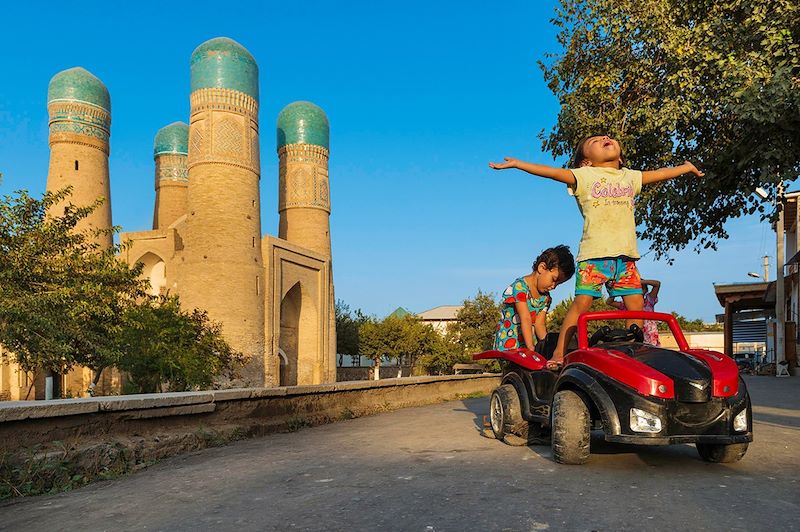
[763,255,769,282]
[776,183,786,372]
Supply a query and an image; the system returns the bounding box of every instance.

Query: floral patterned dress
[494,277,551,350]
[643,293,660,346]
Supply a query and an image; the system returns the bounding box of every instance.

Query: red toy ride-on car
[474,310,752,465]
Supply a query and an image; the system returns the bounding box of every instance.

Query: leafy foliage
[118,297,245,393]
[0,188,145,377]
[335,299,369,364]
[446,290,501,355]
[546,297,626,336]
[415,349,472,376]
[0,188,243,393]
[658,311,723,332]
[541,0,800,258]
[359,316,447,369]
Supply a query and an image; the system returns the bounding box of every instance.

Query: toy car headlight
[734,408,748,432]
[630,408,662,433]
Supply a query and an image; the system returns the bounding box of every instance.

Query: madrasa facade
[0,37,337,399]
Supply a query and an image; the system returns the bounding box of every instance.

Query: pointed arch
[135,252,167,296]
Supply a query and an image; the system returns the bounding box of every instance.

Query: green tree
[117,297,245,393]
[547,297,626,339]
[0,188,146,383]
[541,0,800,258]
[335,299,369,365]
[447,290,501,355]
[658,311,723,332]
[359,316,448,378]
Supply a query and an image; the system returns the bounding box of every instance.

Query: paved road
[1,376,798,531]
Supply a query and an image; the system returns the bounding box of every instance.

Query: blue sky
[0,0,778,322]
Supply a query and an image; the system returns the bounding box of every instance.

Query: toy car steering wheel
[589,324,645,346]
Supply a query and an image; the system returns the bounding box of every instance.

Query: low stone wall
[336,366,415,381]
[0,375,499,473]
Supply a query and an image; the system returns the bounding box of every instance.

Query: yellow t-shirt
[569,166,643,262]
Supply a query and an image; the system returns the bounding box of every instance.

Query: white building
[417,305,462,335]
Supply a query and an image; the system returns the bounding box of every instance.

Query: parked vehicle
[733,353,756,374]
[474,310,752,465]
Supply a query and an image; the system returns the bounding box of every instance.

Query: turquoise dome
[153,122,189,156]
[277,101,329,150]
[190,37,258,100]
[47,67,110,111]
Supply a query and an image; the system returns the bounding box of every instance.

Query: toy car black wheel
[696,442,749,463]
[551,389,590,464]
[490,384,527,445]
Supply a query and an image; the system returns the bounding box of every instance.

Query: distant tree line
[338,293,720,375]
[336,291,501,376]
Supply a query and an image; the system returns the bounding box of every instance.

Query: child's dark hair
[571,133,627,169]
[533,245,575,280]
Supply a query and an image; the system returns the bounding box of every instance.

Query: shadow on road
[454,397,490,432]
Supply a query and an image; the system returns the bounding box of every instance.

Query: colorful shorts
[575,257,642,298]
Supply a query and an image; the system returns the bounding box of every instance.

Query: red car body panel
[684,349,739,397]
[576,310,689,350]
[472,349,547,371]
[565,347,675,399]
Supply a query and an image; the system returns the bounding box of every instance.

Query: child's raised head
[572,134,627,169]
[532,245,575,294]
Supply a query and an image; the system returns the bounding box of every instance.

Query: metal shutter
[732,319,767,343]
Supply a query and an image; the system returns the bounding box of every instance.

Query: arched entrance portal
[279,281,319,386]
[278,349,289,387]
[280,284,301,386]
[136,252,167,296]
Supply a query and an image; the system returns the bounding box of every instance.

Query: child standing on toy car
[490,135,702,367]
[494,245,575,352]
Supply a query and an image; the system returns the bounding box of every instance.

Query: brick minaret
[182,37,265,385]
[46,67,112,249]
[152,122,189,229]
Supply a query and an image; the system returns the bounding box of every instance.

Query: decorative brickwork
[48,100,111,154]
[189,88,258,119]
[215,117,243,156]
[278,144,331,213]
[188,90,259,174]
[155,154,189,183]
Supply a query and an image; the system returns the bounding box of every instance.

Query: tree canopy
[0,188,145,377]
[118,297,245,393]
[547,297,626,337]
[335,299,369,364]
[446,290,500,355]
[657,311,723,332]
[0,187,242,393]
[541,0,800,258]
[359,316,446,371]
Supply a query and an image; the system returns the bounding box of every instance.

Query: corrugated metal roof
[417,305,462,321]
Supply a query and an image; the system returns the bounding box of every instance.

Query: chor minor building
[0,37,336,399]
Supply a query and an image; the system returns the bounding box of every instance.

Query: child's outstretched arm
[642,161,704,185]
[489,157,576,186]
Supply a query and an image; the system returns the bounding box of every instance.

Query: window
[74,160,79,171]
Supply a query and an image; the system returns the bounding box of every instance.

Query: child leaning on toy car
[493,245,575,352]
[490,134,703,368]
